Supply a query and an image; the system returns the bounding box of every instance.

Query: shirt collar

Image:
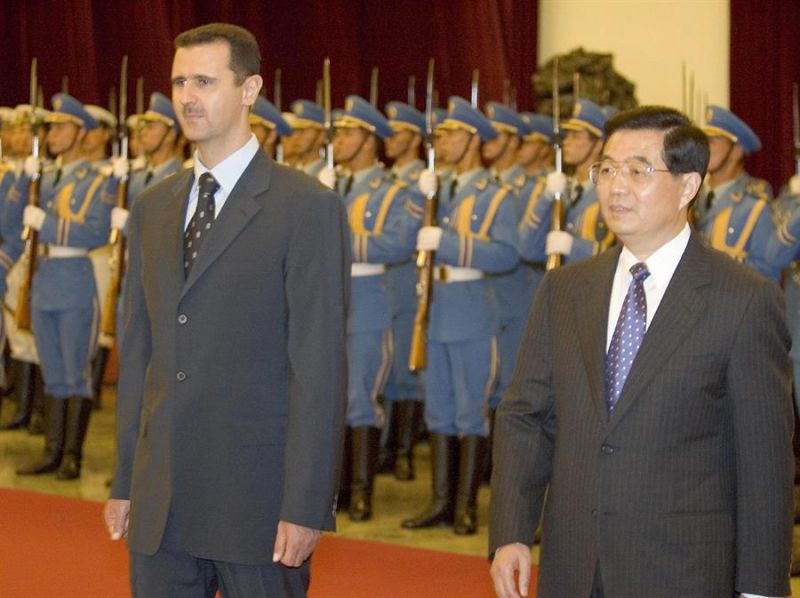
[352,163,382,185]
[456,167,483,189]
[618,223,691,287]
[193,134,260,194]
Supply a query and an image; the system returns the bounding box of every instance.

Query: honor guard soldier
[696,106,779,280]
[481,103,533,416]
[83,105,116,166]
[284,100,326,178]
[517,113,555,180]
[109,93,185,343]
[379,101,426,480]
[0,105,49,432]
[518,98,613,264]
[10,94,117,479]
[249,96,291,161]
[324,96,420,521]
[402,97,518,535]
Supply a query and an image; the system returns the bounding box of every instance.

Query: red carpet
[0,488,537,597]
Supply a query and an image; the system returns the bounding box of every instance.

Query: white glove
[790,175,800,196]
[318,166,336,190]
[112,157,130,179]
[545,171,568,197]
[111,207,130,231]
[23,205,46,231]
[131,155,147,171]
[418,169,438,197]
[23,155,40,179]
[416,226,444,251]
[546,230,573,256]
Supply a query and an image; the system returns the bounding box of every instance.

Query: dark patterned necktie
[570,183,583,206]
[184,172,219,277]
[605,262,650,414]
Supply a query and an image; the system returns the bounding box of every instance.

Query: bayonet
[794,83,800,175]
[470,69,479,108]
[407,75,416,108]
[369,67,379,107]
[323,57,334,169]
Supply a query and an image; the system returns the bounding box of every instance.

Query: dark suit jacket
[489,233,794,597]
[111,150,350,565]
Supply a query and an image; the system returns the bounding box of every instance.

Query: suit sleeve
[489,270,558,556]
[280,188,350,531]
[110,196,152,500]
[730,281,794,595]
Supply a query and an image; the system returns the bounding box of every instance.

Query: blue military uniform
[698,106,779,281]
[483,103,532,410]
[402,97,518,536]
[518,99,614,265]
[383,102,426,405]
[11,94,117,480]
[334,96,420,521]
[766,186,800,409]
[289,100,326,178]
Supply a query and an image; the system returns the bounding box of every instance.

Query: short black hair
[174,23,261,86]
[604,106,709,178]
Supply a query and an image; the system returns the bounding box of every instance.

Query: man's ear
[679,172,702,209]
[242,74,263,108]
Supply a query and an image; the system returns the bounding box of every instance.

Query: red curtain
[730,0,800,191]
[0,1,538,116]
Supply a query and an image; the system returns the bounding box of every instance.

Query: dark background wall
[2,0,799,189]
[0,1,538,115]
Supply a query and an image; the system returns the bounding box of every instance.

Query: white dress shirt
[606,224,781,598]
[184,134,260,230]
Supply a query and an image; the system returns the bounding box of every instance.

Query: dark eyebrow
[598,154,652,163]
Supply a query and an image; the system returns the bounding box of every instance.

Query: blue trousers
[32,300,98,399]
[346,329,392,427]
[382,308,421,402]
[424,337,497,437]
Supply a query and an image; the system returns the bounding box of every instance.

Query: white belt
[351,263,386,277]
[40,245,89,258]
[434,266,483,282]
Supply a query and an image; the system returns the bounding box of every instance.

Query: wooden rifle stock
[101,177,128,337]
[408,187,438,372]
[16,177,40,331]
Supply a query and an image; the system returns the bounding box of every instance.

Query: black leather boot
[337,427,353,512]
[27,366,46,435]
[91,347,110,410]
[401,433,457,529]
[56,397,93,480]
[0,359,34,431]
[16,395,66,475]
[393,400,418,481]
[376,401,397,474]
[453,435,486,535]
[348,426,379,522]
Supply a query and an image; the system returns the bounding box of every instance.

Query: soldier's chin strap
[708,139,736,176]
[147,125,171,159]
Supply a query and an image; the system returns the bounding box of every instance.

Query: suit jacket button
[176,371,186,381]
[600,444,615,454]
[177,314,188,324]
[591,509,598,517]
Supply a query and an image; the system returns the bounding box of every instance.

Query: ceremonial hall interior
[1,0,800,596]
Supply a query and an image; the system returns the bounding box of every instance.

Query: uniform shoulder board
[474,178,488,191]
[745,180,768,202]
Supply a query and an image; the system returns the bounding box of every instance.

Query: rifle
[323,57,334,169]
[273,68,284,163]
[369,67,379,108]
[407,75,416,108]
[546,57,565,272]
[470,69,479,108]
[408,58,437,372]
[101,55,129,339]
[17,58,42,331]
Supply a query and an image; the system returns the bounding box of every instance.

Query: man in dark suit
[103,23,349,597]
[489,106,794,598]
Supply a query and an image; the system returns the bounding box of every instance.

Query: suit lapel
[180,151,271,300]
[575,245,620,426]
[166,170,194,292]
[608,233,711,428]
